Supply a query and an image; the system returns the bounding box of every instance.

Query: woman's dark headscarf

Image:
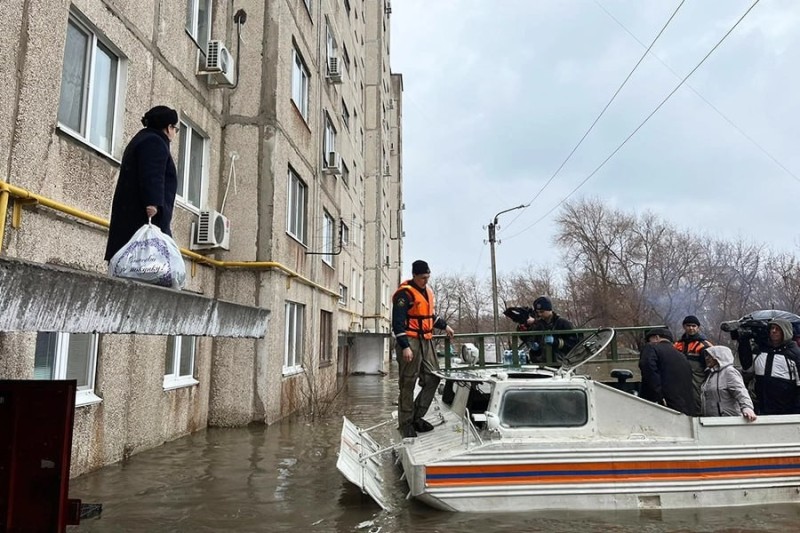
[141,105,178,129]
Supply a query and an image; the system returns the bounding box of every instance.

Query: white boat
[337,328,800,512]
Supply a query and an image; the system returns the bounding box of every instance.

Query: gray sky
[390,0,800,280]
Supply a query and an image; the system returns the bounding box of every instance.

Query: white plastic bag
[108,223,186,289]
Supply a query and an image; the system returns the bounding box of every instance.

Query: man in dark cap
[105,105,180,261]
[523,296,579,364]
[639,328,696,415]
[673,315,713,414]
[392,260,454,438]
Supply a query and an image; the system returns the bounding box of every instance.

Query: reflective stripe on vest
[393,281,435,340]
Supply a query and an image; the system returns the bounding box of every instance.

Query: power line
[504,0,762,242]
[594,0,800,185]
[504,0,687,231]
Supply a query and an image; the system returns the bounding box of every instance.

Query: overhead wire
[503,0,762,241]
[594,0,800,185]
[503,0,687,231]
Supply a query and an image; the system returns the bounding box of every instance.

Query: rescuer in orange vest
[673,315,713,414]
[392,260,454,438]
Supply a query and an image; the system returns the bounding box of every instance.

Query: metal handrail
[0,179,338,298]
[436,325,659,368]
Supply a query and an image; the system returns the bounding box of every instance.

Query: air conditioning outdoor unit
[327,57,342,83]
[383,164,391,176]
[191,209,231,251]
[324,151,342,175]
[199,40,236,88]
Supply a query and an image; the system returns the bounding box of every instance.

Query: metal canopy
[0,256,270,338]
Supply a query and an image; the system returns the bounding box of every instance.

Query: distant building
[0,0,402,475]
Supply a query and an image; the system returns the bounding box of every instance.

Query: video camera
[720,310,800,349]
[503,306,534,330]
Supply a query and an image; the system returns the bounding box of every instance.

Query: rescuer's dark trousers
[397,336,440,428]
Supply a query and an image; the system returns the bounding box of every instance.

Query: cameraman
[738,318,800,415]
[523,296,579,365]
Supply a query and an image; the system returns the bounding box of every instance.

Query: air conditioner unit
[191,209,231,251]
[199,40,236,88]
[385,1,392,15]
[327,57,342,83]
[324,151,342,175]
[383,164,391,176]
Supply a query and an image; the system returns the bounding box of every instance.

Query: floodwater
[70,371,800,533]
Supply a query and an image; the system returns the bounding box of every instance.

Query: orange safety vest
[394,281,435,339]
[674,339,712,361]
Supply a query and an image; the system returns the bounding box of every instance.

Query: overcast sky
[390,0,800,281]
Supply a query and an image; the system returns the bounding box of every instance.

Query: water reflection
[70,373,800,532]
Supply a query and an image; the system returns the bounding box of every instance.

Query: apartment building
[0,0,402,476]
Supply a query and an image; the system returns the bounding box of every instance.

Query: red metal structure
[0,380,82,532]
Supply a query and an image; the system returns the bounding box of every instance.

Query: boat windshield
[499,388,588,428]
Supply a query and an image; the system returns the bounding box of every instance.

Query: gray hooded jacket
[700,345,754,417]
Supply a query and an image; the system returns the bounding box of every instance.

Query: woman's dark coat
[639,340,697,415]
[104,128,178,260]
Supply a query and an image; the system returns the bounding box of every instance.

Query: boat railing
[461,408,484,448]
[434,325,662,369]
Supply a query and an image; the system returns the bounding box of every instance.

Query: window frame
[287,167,308,244]
[323,113,337,164]
[291,48,311,120]
[319,310,333,366]
[341,99,350,130]
[57,10,126,159]
[284,301,305,375]
[175,118,208,212]
[341,221,349,245]
[34,332,102,407]
[322,210,335,266]
[338,283,348,305]
[499,388,589,428]
[163,336,199,390]
[185,0,212,48]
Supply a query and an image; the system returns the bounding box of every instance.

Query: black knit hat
[141,105,178,130]
[533,296,552,311]
[411,260,430,275]
[682,315,700,326]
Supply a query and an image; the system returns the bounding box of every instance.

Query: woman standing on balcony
[104,105,179,261]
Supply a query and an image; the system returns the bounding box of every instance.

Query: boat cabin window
[499,389,588,428]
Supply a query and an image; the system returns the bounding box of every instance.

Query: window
[351,268,357,300]
[57,12,124,156]
[341,99,350,130]
[322,211,335,266]
[358,273,363,302]
[176,120,207,209]
[326,23,338,61]
[34,332,101,407]
[344,0,351,15]
[287,167,307,243]
[284,301,305,374]
[303,0,312,15]
[339,284,348,305]
[499,389,588,428]
[342,46,351,75]
[341,221,349,245]
[320,310,332,365]
[164,336,198,390]
[291,48,310,120]
[323,113,337,164]
[186,0,212,47]
[341,161,350,187]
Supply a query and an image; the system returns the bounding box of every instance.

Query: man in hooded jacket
[700,345,756,421]
[523,296,579,364]
[738,318,800,415]
[639,328,696,416]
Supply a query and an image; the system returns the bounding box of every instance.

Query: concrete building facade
[0,0,402,476]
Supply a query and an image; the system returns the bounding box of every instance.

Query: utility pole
[488,204,526,363]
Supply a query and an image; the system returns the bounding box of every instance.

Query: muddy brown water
[69,370,800,532]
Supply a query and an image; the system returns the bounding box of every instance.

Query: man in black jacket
[738,318,800,415]
[639,328,696,416]
[524,296,579,364]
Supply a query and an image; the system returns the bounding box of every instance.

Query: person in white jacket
[701,345,757,421]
